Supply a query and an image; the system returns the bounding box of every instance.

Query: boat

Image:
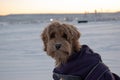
[78,20,88,23]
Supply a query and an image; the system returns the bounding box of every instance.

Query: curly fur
[41,22,81,66]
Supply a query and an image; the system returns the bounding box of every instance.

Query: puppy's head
[41,22,81,66]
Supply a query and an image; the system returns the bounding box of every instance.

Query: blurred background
[0,0,120,80]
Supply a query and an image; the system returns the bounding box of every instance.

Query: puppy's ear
[68,25,81,52]
[70,25,80,40]
[41,27,48,51]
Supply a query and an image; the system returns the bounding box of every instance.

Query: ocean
[0,14,120,80]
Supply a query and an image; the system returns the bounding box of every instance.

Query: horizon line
[0,11,120,16]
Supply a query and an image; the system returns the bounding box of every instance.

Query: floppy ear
[69,25,80,40]
[41,27,48,51]
[70,25,81,52]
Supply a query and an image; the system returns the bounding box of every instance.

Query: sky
[0,0,120,15]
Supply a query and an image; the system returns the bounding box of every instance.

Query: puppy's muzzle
[55,44,62,50]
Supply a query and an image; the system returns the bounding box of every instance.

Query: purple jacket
[53,45,120,80]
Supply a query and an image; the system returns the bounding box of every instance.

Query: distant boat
[78,20,88,23]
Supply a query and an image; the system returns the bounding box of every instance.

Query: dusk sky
[0,0,120,15]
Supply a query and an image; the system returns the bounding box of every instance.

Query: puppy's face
[41,22,81,66]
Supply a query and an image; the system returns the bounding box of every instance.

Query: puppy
[41,22,120,80]
[41,22,81,66]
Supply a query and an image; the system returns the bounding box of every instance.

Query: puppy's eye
[62,33,67,40]
[50,32,55,39]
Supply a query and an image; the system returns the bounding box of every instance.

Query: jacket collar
[53,45,102,78]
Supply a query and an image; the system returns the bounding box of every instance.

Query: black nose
[55,44,61,50]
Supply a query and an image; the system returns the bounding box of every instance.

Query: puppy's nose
[55,44,61,50]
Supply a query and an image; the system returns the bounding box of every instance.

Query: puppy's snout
[55,44,61,50]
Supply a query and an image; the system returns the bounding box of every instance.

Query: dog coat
[53,45,120,80]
